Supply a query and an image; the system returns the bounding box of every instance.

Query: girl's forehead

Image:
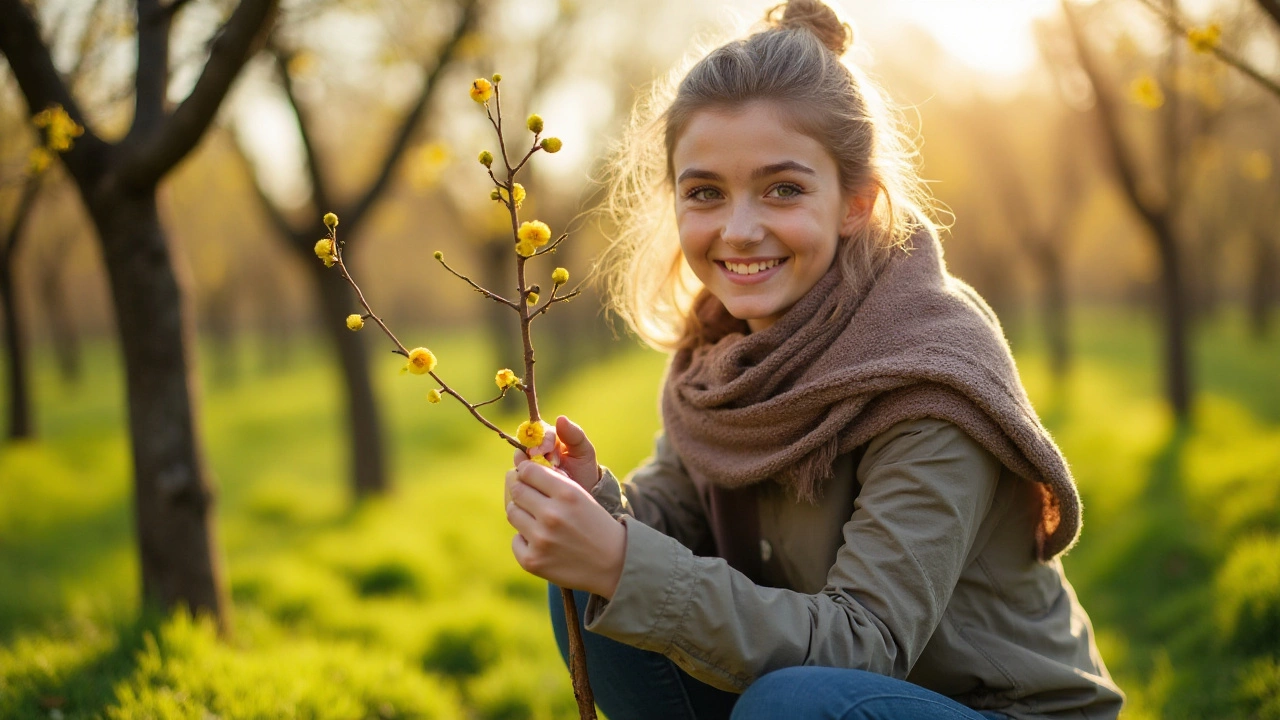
[672,102,835,172]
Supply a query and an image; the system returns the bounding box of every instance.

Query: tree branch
[1060,0,1165,227]
[271,45,334,216]
[131,0,171,142]
[1257,0,1280,29]
[343,0,481,230]
[118,0,279,189]
[228,132,298,242]
[0,0,107,185]
[2,174,42,262]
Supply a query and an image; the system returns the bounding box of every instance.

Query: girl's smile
[671,101,867,332]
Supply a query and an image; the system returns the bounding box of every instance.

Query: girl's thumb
[555,415,590,451]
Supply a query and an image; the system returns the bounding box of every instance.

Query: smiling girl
[502,1,1124,718]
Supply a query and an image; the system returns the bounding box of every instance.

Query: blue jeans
[548,585,1005,720]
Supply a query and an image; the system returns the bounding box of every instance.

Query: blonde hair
[598,0,938,350]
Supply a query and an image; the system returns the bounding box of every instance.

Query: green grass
[1,311,1277,718]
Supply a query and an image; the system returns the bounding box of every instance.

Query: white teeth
[724,259,779,275]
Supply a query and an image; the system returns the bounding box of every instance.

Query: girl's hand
[505,459,625,599]
[513,415,601,492]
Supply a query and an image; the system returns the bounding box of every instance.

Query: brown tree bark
[0,0,277,629]
[36,233,83,385]
[1,175,41,440]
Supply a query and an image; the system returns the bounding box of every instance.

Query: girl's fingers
[506,500,536,535]
[516,460,575,499]
[508,470,553,516]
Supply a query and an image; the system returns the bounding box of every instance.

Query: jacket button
[760,539,773,562]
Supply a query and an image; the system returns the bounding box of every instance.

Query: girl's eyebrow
[676,161,815,184]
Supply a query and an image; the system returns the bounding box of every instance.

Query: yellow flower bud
[491,73,502,83]
[470,77,493,103]
[527,291,540,305]
[529,454,552,467]
[427,389,442,404]
[495,368,519,389]
[551,267,569,285]
[517,220,552,248]
[515,239,536,257]
[1187,24,1221,54]
[526,114,544,134]
[490,188,503,202]
[512,183,526,209]
[433,251,444,260]
[314,238,337,267]
[516,420,545,448]
[323,212,339,228]
[346,314,365,331]
[478,150,494,167]
[405,347,437,375]
[540,137,562,153]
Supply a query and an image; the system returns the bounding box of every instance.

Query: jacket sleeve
[583,418,1002,693]
[590,433,711,554]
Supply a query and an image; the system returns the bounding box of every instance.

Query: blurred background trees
[1,0,1278,716]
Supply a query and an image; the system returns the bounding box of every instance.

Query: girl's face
[671,101,867,333]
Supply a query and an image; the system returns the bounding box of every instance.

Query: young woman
[503,2,1124,718]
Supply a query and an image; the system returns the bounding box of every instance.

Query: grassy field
[1,310,1277,719]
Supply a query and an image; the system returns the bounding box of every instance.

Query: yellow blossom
[314,238,337,267]
[27,147,53,175]
[527,291,540,305]
[515,239,537,257]
[517,220,551,249]
[479,150,493,167]
[540,137,562,153]
[32,105,83,153]
[434,251,443,260]
[512,183,526,208]
[1129,75,1164,110]
[526,114,544,134]
[1187,24,1220,54]
[470,77,493,103]
[404,347,437,375]
[551,267,569,285]
[491,73,502,83]
[516,420,545,448]
[495,368,519,389]
[346,314,365,331]
[529,454,552,467]
[427,389,442,404]
[323,212,339,228]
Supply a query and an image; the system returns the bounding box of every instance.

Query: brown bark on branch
[1,174,42,440]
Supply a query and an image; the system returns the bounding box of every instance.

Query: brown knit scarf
[661,228,1080,562]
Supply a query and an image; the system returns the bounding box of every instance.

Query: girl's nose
[721,200,763,249]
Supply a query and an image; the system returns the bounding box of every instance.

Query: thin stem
[530,286,582,321]
[473,387,510,408]
[436,255,517,308]
[533,232,569,257]
[511,141,541,176]
[334,241,409,357]
[431,373,523,449]
[1135,0,1280,99]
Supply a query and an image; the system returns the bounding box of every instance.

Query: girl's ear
[839,183,877,237]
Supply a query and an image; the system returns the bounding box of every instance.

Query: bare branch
[2,173,43,261]
[344,0,482,230]
[0,0,107,185]
[1060,0,1165,227]
[1135,0,1280,100]
[1256,0,1280,29]
[118,0,278,189]
[271,45,333,214]
[435,255,518,307]
[533,232,569,257]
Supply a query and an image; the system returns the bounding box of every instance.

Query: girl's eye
[685,186,722,202]
[769,183,804,199]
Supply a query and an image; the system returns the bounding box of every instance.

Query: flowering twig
[318,73,591,719]
[1133,0,1280,100]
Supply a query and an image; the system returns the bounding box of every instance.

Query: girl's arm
[580,418,1003,692]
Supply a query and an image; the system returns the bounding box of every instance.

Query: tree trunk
[1035,245,1071,380]
[92,191,228,629]
[38,249,82,384]
[309,256,386,498]
[1153,224,1192,421]
[1249,230,1277,340]
[1,255,34,440]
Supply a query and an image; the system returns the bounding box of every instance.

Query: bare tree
[1059,0,1197,420]
[0,0,278,629]
[0,173,41,440]
[234,0,479,499]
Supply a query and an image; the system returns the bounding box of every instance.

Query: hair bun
[765,0,853,56]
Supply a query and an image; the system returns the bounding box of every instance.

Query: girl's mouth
[716,257,787,284]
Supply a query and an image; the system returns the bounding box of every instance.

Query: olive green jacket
[583,417,1124,720]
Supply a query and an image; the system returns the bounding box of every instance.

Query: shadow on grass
[3,609,166,720]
